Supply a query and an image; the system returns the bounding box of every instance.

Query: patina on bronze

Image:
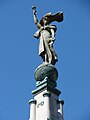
[32,5,63,65]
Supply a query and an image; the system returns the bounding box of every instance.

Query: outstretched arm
[32,6,42,29]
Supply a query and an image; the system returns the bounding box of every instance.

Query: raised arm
[32,6,42,29]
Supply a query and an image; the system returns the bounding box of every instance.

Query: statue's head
[40,17,50,26]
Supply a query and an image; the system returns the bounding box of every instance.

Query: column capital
[29,99,36,105]
[43,92,51,97]
[57,99,64,105]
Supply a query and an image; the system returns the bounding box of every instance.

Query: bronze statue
[32,5,63,65]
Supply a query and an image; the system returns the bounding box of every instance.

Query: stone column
[58,100,64,115]
[29,99,36,120]
[43,92,51,120]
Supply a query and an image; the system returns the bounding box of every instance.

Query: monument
[29,5,64,120]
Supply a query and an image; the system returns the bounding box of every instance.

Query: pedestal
[29,63,64,120]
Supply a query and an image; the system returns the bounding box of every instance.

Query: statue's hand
[48,37,55,46]
[32,5,37,15]
[51,37,55,41]
[48,37,55,43]
[32,5,36,10]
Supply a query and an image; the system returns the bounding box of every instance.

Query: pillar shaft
[29,99,36,120]
[58,100,64,115]
[43,92,51,120]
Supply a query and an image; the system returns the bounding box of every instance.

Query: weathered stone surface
[34,63,58,82]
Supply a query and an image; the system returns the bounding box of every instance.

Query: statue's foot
[52,58,58,65]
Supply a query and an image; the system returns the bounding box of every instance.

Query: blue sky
[0,0,90,120]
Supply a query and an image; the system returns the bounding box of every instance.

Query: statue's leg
[49,44,58,65]
[44,52,48,63]
[44,40,52,64]
[40,52,45,62]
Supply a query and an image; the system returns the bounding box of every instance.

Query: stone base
[29,63,64,120]
[34,62,58,82]
[29,78,64,120]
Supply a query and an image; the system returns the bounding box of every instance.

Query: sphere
[34,63,58,82]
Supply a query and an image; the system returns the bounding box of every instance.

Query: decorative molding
[43,92,51,97]
[29,99,36,105]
